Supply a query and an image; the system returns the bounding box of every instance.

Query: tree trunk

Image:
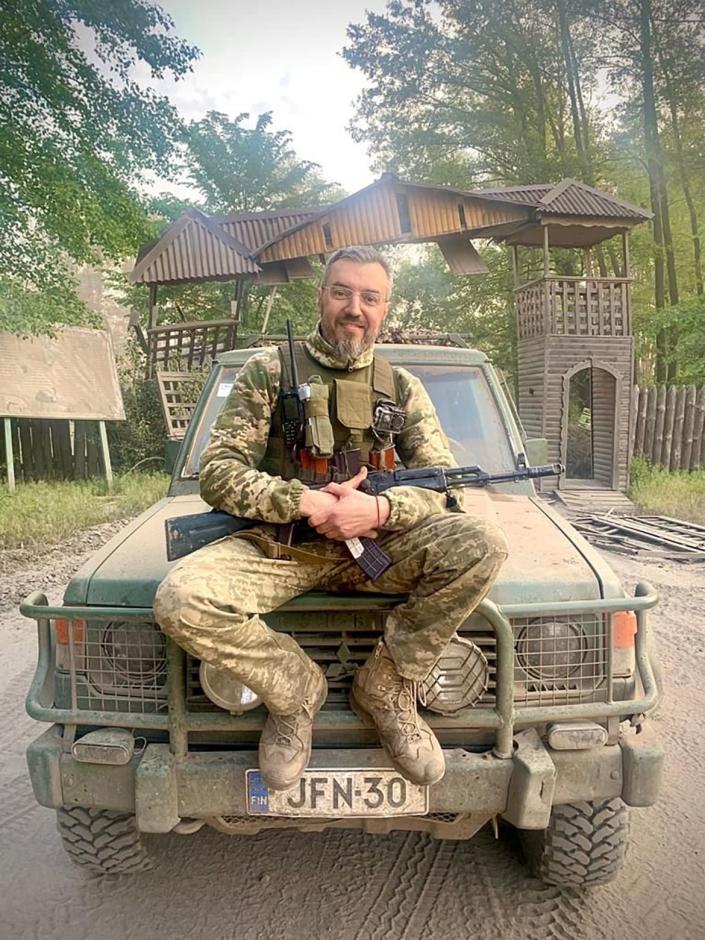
[656,44,704,296]
[640,0,678,381]
[557,0,590,179]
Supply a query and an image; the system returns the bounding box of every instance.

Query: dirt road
[1,527,703,939]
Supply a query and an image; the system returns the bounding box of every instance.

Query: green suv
[21,343,663,885]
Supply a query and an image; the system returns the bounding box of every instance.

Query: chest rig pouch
[264,341,402,481]
[303,379,335,458]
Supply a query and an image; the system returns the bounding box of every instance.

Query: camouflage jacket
[200,328,459,545]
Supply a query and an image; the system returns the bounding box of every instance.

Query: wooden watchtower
[476,180,651,494]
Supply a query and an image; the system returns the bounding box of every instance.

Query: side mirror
[164,439,181,475]
[524,437,548,466]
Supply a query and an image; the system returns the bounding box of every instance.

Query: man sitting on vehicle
[154,245,508,792]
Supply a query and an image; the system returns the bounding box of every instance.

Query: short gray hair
[322,245,393,296]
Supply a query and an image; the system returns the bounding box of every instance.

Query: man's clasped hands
[298,466,390,541]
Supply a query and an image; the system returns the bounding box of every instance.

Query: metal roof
[537,179,651,220]
[473,184,553,206]
[130,177,651,286]
[217,206,327,253]
[473,179,651,220]
[131,210,261,284]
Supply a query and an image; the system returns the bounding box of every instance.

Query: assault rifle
[165,460,563,580]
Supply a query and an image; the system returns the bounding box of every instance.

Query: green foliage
[388,244,516,376]
[629,457,705,524]
[0,279,101,334]
[185,111,339,213]
[343,0,705,384]
[245,276,323,337]
[0,0,198,332]
[343,0,603,184]
[0,471,169,549]
[636,296,705,385]
[109,340,169,471]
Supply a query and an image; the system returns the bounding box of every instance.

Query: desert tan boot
[259,663,327,791]
[351,641,445,786]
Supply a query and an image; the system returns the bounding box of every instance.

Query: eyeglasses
[323,285,388,308]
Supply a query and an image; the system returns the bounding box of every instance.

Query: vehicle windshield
[182,362,515,478]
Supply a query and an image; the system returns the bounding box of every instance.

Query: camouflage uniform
[154,328,508,714]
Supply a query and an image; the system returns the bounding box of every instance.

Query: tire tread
[56,806,153,875]
[521,798,629,887]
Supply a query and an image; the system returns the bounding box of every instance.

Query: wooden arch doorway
[561,360,620,488]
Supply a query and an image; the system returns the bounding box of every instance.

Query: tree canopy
[185,111,336,214]
[343,0,705,383]
[0,0,199,332]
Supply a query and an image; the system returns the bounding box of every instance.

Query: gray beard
[330,335,374,360]
[321,324,376,360]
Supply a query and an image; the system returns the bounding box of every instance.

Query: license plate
[246,768,429,818]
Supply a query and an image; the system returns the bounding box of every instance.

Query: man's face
[318,259,390,358]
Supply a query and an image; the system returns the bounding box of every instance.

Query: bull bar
[21,583,661,761]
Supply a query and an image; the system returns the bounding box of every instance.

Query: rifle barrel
[444,463,562,486]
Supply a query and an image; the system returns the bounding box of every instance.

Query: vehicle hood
[64,491,622,608]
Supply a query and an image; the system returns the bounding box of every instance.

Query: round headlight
[98,620,166,686]
[199,662,262,713]
[516,619,586,680]
[419,635,489,714]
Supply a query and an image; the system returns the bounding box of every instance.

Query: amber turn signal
[54,618,86,646]
[612,611,637,648]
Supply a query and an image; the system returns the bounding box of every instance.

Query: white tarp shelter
[0,327,124,491]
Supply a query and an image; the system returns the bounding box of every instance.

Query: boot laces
[271,694,315,746]
[271,711,302,747]
[380,676,422,742]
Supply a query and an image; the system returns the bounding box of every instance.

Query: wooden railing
[146,318,237,376]
[632,385,705,471]
[516,276,631,338]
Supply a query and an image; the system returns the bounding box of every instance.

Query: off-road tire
[521,798,629,887]
[56,806,153,874]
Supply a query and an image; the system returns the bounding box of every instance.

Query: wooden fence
[1,418,105,483]
[632,385,705,470]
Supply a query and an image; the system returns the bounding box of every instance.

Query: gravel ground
[1,522,703,940]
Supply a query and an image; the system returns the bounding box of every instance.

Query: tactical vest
[259,342,399,481]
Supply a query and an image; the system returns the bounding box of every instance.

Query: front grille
[186,614,607,713]
[187,623,499,712]
[55,610,607,715]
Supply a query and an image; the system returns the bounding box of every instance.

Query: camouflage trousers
[153,513,508,714]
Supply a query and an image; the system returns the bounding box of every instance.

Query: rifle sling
[231,530,332,566]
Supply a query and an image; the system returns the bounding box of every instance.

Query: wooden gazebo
[131,175,651,493]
